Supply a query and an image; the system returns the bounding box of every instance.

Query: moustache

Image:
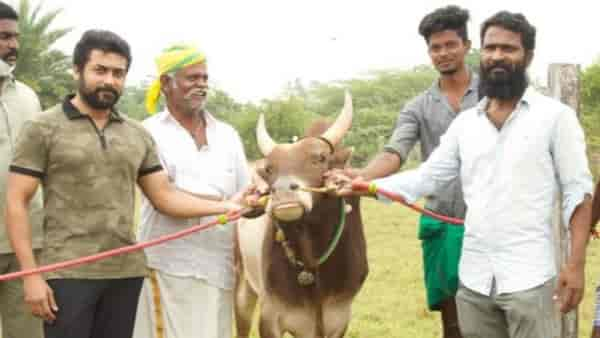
[185,88,207,98]
[95,86,119,97]
[483,61,513,74]
[6,49,17,58]
[2,49,18,62]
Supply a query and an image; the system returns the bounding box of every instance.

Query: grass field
[245,198,600,337]
[1,197,596,338]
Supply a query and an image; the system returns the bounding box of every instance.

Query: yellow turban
[145,44,207,114]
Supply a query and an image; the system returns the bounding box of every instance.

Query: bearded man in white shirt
[132,44,251,338]
[331,11,593,338]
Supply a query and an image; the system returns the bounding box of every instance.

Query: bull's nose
[289,183,299,190]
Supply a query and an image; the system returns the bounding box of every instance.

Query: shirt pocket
[504,129,551,175]
[172,152,237,199]
[206,157,237,198]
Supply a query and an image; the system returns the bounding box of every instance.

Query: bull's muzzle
[272,202,305,222]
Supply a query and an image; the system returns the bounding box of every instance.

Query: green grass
[243,198,600,337]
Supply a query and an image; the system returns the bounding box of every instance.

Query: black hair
[481,11,536,51]
[0,2,18,21]
[73,29,132,71]
[418,5,470,43]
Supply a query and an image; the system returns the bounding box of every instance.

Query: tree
[14,0,73,109]
[465,48,480,73]
[117,83,149,120]
[219,68,436,164]
[581,59,600,176]
[581,60,600,110]
[205,87,242,121]
[300,67,436,166]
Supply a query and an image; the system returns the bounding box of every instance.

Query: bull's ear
[251,158,269,181]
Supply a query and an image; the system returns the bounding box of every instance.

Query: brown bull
[235,93,368,338]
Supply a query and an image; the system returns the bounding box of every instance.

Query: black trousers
[44,278,143,338]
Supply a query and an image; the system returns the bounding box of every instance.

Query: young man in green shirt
[328,6,477,337]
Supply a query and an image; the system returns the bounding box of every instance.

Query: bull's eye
[264,165,273,176]
[312,153,327,165]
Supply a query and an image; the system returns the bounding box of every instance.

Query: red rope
[351,181,464,225]
[352,181,600,239]
[0,210,246,282]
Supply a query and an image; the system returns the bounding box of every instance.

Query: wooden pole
[548,63,581,338]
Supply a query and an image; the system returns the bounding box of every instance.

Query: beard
[78,78,121,110]
[182,88,207,116]
[436,60,459,76]
[479,60,529,100]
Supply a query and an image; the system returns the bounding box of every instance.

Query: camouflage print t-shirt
[10,95,162,279]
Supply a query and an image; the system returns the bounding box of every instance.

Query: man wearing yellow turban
[144,44,207,114]
[133,44,252,338]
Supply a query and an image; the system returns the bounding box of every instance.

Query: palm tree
[14,0,73,108]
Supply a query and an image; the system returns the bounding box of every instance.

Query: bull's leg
[328,325,348,338]
[294,326,322,338]
[258,303,284,338]
[234,275,258,338]
[322,300,352,338]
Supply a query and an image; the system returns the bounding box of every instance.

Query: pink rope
[0,210,246,282]
[352,181,464,225]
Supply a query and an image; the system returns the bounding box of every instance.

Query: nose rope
[296,183,464,224]
[299,186,335,194]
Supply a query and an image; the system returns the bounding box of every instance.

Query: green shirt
[0,76,43,254]
[10,95,162,279]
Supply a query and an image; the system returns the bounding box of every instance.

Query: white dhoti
[133,270,233,338]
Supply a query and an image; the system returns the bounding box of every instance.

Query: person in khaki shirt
[5,30,246,338]
[0,2,44,338]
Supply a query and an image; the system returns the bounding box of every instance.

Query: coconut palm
[14,0,73,108]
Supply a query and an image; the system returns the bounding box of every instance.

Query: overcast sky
[13,0,600,102]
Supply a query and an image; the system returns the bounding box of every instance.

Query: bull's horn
[256,114,277,156]
[321,90,353,146]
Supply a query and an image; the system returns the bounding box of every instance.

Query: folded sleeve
[374,115,462,203]
[10,119,50,178]
[550,106,593,227]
